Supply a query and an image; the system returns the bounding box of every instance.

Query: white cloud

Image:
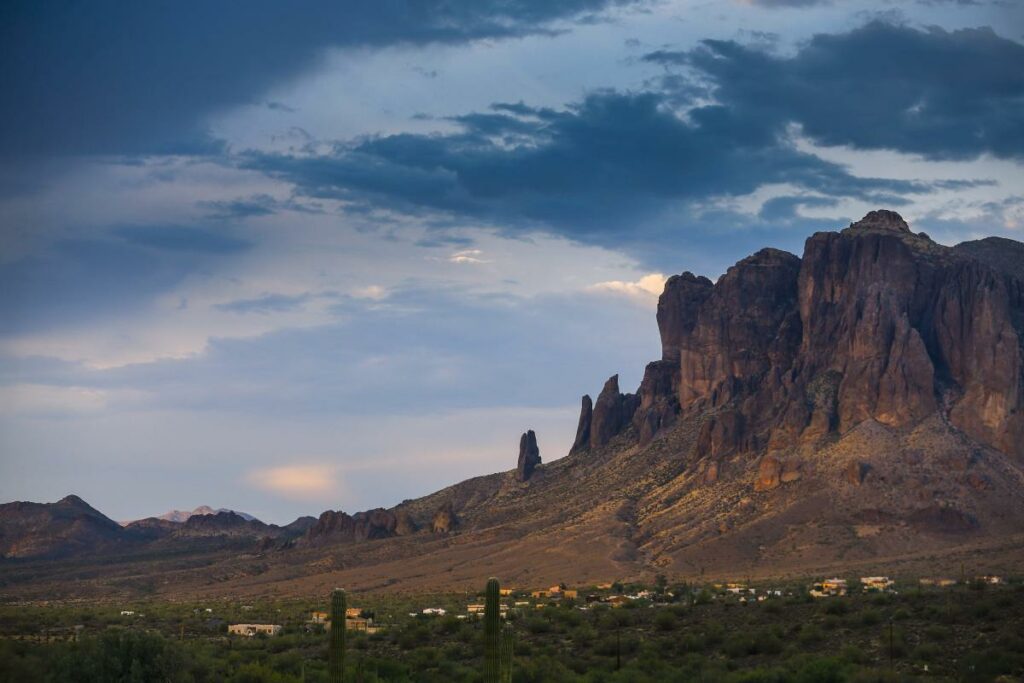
[245,463,342,501]
[352,284,388,300]
[588,273,667,303]
[449,249,489,264]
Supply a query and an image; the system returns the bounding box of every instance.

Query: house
[421,608,446,616]
[860,576,895,592]
[346,607,363,619]
[606,595,630,608]
[531,590,549,599]
[500,588,514,596]
[810,578,847,597]
[310,611,329,624]
[467,604,485,615]
[345,617,370,632]
[595,582,614,590]
[563,590,578,600]
[228,624,282,637]
[919,578,956,587]
[119,610,135,616]
[976,575,1002,585]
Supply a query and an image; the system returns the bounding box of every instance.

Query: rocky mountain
[2,211,1023,597]
[1,499,312,559]
[0,495,125,559]
[285,210,1023,585]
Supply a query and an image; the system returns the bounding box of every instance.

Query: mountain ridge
[2,211,1023,597]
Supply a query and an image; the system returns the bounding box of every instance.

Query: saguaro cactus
[500,622,514,683]
[329,588,347,683]
[483,577,501,682]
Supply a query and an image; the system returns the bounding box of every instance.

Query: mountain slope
[0,496,125,559]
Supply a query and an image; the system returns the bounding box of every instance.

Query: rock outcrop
[431,502,457,534]
[570,395,593,454]
[516,430,541,481]
[625,210,1024,476]
[303,508,405,545]
[572,375,639,450]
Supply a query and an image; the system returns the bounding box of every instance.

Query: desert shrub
[914,642,941,662]
[839,644,867,665]
[48,630,189,683]
[653,610,676,632]
[859,609,882,626]
[797,625,823,647]
[824,601,848,616]
[524,617,552,635]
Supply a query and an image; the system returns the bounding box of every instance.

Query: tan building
[228,624,282,637]
[919,578,956,587]
[345,617,370,632]
[860,576,894,592]
[310,611,329,624]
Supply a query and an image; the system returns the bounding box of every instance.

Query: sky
[1,0,1022,524]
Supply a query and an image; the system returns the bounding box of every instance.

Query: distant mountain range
[2,211,1023,598]
[0,496,316,560]
[124,506,259,525]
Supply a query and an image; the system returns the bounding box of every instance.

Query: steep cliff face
[516,430,541,481]
[571,210,1024,464]
[303,507,418,546]
[571,375,639,451]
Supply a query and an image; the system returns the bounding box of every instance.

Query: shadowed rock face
[570,395,593,454]
[516,430,541,481]
[590,375,639,448]
[303,508,411,545]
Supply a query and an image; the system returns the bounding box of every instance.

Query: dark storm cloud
[646,21,1024,160]
[0,226,252,334]
[0,239,196,333]
[0,0,641,156]
[243,90,938,243]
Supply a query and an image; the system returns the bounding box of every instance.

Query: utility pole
[888,618,894,671]
[616,622,621,672]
